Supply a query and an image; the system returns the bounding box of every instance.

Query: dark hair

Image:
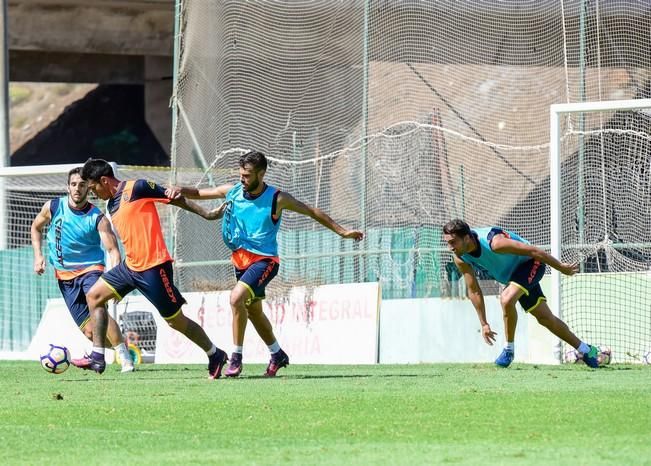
[81,158,114,182]
[443,219,471,237]
[239,150,267,172]
[67,167,82,184]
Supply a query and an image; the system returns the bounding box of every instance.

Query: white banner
[27,298,116,362]
[26,282,380,365]
[155,282,380,365]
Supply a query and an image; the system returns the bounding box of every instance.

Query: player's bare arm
[30,201,52,275]
[165,183,234,200]
[454,255,497,345]
[276,192,364,241]
[490,234,578,276]
[169,196,227,220]
[97,216,121,268]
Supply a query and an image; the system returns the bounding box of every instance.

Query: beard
[244,179,260,192]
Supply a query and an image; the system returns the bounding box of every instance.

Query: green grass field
[2,362,650,465]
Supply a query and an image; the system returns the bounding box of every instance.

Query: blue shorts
[235,259,279,303]
[57,270,103,328]
[100,260,186,319]
[509,259,546,312]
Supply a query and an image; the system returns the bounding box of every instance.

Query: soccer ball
[40,344,71,374]
[564,348,581,364]
[643,349,651,365]
[597,346,612,366]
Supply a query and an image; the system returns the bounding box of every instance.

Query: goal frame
[549,98,651,356]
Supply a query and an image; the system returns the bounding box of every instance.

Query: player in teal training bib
[443,219,602,369]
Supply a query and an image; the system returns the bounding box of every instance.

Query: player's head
[238,150,267,193]
[66,167,89,206]
[81,158,115,200]
[443,219,473,255]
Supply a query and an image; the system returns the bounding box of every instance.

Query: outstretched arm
[97,217,121,268]
[490,234,578,276]
[454,255,497,345]
[166,183,234,200]
[30,201,51,275]
[276,192,364,241]
[169,196,227,220]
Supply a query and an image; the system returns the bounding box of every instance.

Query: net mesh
[559,107,651,363]
[0,165,174,351]
[172,0,651,314]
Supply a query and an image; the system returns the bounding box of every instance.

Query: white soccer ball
[40,344,71,374]
[597,346,612,366]
[564,348,581,364]
[643,349,651,365]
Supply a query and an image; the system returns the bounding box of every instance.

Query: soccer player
[30,167,134,373]
[167,150,364,377]
[442,219,601,368]
[78,158,229,377]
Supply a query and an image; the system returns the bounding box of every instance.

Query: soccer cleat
[264,349,289,377]
[207,348,228,380]
[582,345,600,368]
[71,352,106,374]
[121,358,135,373]
[495,348,514,368]
[224,353,243,378]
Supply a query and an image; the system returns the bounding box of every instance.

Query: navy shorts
[58,270,103,328]
[100,260,186,319]
[235,259,279,303]
[509,259,546,312]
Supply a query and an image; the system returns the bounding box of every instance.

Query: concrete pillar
[144,55,173,156]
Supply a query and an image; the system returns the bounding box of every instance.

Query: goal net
[551,99,651,364]
[0,164,175,352]
[171,1,651,309]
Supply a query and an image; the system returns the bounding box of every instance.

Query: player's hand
[204,203,227,220]
[481,324,497,345]
[341,230,364,241]
[559,262,579,276]
[165,186,183,200]
[34,257,45,275]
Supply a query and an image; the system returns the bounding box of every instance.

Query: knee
[535,313,554,327]
[82,325,93,340]
[166,315,185,331]
[500,293,518,310]
[230,294,247,312]
[86,291,102,309]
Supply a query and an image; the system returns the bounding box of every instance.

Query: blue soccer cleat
[582,345,600,368]
[495,348,514,368]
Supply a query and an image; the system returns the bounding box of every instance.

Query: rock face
[10,83,168,166]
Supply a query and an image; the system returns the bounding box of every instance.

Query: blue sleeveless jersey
[46,197,105,272]
[222,183,281,256]
[459,227,530,284]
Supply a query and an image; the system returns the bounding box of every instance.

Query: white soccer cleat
[121,358,135,373]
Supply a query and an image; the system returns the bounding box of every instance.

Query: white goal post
[550,98,651,362]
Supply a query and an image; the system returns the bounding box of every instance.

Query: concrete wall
[379,296,559,365]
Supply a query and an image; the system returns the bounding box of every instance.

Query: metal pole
[169,0,182,259]
[0,0,9,250]
[360,0,370,283]
[577,0,587,272]
[549,107,562,362]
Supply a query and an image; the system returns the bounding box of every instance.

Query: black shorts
[509,259,546,312]
[234,259,279,304]
[57,270,103,328]
[100,260,186,319]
